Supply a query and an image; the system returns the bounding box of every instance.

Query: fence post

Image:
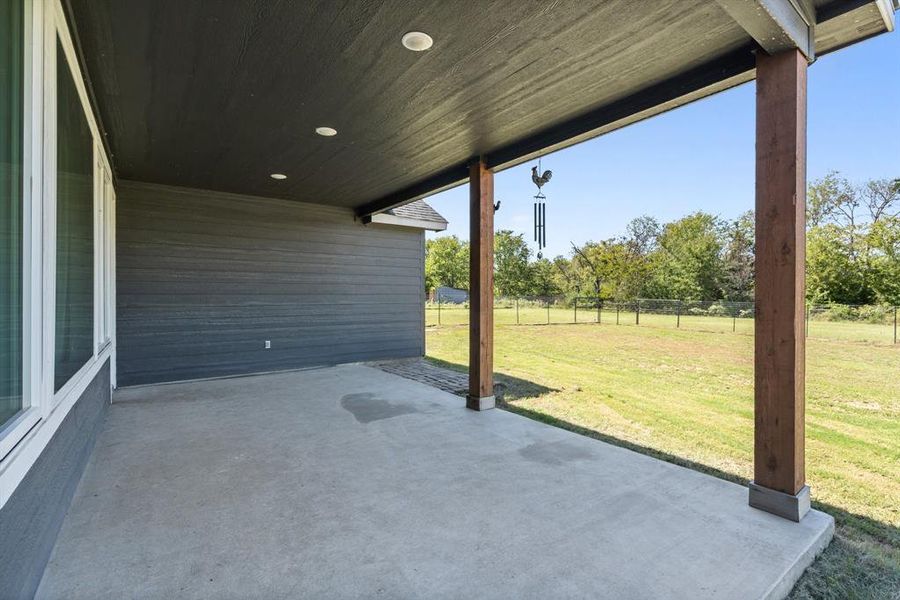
[598,298,601,324]
[516,297,519,325]
[676,300,681,328]
[616,303,620,325]
[636,299,640,325]
[547,298,551,324]
[574,298,578,323]
[895,306,897,344]
[733,309,736,333]
[437,293,441,326]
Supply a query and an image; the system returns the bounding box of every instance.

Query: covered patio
[37,365,832,599]
[2,0,896,598]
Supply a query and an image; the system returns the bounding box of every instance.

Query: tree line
[425,173,900,306]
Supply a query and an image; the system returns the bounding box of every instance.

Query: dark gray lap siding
[0,359,110,600]
[116,182,425,386]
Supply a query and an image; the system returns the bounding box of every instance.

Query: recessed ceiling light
[401,31,433,52]
[270,173,287,180]
[315,126,338,137]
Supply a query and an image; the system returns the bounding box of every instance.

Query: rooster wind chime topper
[531,161,553,258]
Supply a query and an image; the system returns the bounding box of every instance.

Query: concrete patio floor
[36,364,833,599]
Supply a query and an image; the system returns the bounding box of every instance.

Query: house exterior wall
[116,181,426,386]
[0,359,110,600]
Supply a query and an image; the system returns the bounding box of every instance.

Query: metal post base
[466,395,495,411]
[749,482,811,522]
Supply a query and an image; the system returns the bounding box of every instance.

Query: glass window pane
[1,0,25,425]
[54,38,93,392]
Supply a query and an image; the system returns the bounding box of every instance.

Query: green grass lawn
[426,304,899,344]
[425,321,900,599]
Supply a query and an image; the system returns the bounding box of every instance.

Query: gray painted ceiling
[66,0,891,212]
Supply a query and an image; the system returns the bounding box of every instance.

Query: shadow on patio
[412,357,900,599]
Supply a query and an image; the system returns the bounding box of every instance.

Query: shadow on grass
[424,356,900,599]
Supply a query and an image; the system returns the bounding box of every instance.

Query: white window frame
[44,0,114,411]
[0,0,43,461]
[0,0,116,507]
[96,154,114,353]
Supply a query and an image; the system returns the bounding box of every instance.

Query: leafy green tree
[547,256,576,296]
[805,173,899,304]
[806,224,870,304]
[528,257,564,296]
[493,230,532,297]
[868,216,900,305]
[424,236,468,292]
[423,173,898,305]
[807,171,857,228]
[720,211,755,301]
[643,212,724,300]
[570,239,647,300]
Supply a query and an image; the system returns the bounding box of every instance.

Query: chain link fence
[426,294,899,345]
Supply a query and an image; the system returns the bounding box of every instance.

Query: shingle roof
[385,200,448,225]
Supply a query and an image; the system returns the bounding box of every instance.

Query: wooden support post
[467,160,495,411]
[750,48,809,522]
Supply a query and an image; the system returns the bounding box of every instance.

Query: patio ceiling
[65,0,894,214]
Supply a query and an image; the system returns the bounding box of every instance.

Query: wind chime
[531,160,552,258]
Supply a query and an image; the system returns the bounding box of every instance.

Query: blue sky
[425,30,900,258]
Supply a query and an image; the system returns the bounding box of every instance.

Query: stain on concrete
[518,441,594,466]
[340,393,421,424]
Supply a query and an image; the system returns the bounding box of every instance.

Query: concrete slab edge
[760,512,835,600]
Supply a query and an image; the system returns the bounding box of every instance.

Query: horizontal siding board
[119,345,420,386]
[117,280,423,296]
[117,181,426,385]
[117,293,423,305]
[116,250,423,272]
[116,224,425,253]
[120,335,424,364]
[119,325,423,352]
[118,316,423,336]
[116,304,423,320]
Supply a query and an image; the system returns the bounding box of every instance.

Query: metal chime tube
[541,202,547,248]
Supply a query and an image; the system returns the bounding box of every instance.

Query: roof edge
[364,213,448,231]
